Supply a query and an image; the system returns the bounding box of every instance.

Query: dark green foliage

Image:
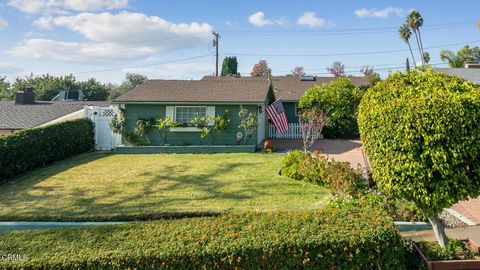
[109,73,148,100]
[299,78,365,139]
[0,76,13,100]
[0,119,94,182]
[417,238,476,261]
[358,68,480,217]
[11,74,78,101]
[0,207,405,269]
[281,150,364,195]
[221,56,238,76]
[78,78,110,101]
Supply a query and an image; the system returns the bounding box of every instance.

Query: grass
[0,152,329,221]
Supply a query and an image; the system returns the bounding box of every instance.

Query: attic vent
[300,76,316,81]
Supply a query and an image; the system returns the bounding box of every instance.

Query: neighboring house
[0,88,108,135]
[202,75,369,138]
[436,67,480,84]
[113,79,275,146]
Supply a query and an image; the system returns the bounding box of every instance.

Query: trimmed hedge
[0,206,405,269]
[0,118,94,182]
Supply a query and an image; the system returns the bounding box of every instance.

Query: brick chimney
[15,87,35,105]
[464,63,480,69]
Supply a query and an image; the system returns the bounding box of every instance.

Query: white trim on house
[170,127,202,132]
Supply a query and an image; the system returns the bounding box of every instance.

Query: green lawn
[0,153,329,221]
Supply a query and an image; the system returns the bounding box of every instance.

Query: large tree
[439,45,480,68]
[250,60,272,77]
[399,24,416,65]
[326,61,345,77]
[11,74,78,101]
[0,77,13,101]
[109,73,148,100]
[291,66,305,77]
[358,68,480,248]
[221,56,238,76]
[78,78,110,101]
[406,10,425,65]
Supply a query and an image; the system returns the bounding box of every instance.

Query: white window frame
[173,106,208,124]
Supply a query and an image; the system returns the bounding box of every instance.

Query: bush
[0,118,94,182]
[298,78,365,139]
[0,206,406,269]
[323,159,363,196]
[281,151,365,195]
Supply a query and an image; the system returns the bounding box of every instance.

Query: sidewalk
[401,225,480,245]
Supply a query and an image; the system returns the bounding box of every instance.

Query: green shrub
[0,206,405,269]
[298,78,366,139]
[323,159,364,196]
[0,118,94,182]
[417,238,476,261]
[280,150,307,180]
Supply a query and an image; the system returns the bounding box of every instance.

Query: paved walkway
[0,221,129,233]
[271,138,480,226]
[401,225,480,246]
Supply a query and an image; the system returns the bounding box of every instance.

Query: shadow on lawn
[0,157,283,222]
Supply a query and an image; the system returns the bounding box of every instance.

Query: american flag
[266,99,289,133]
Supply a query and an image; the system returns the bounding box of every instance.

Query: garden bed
[413,239,480,270]
[115,145,256,154]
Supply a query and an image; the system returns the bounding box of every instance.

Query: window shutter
[207,106,215,126]
[166,106,174,120]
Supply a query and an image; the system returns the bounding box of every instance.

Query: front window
[174,106,207,124]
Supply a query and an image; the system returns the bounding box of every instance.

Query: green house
[202,76,369,139]
[113,79,275,148]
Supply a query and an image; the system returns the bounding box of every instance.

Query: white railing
[268,123,323,139]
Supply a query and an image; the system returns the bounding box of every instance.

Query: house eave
[112,101,266,105]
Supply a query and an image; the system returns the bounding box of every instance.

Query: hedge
[0,206,406,269]
[0,118,94,182]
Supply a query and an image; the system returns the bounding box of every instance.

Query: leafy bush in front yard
[0,118,94,182]
[298,78,366,138]
[0,206,406,269]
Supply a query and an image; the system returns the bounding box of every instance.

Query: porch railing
[268,123,322,139]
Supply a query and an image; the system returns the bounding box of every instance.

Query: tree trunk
[429,215,448,248]
[407,42,416,66]
[413,31,424,66]
[417,28,425,58]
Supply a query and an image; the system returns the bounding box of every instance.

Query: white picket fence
[268,123,322,139]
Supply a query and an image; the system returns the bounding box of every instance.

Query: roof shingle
[0,101,109,129]
[113,80,272,103]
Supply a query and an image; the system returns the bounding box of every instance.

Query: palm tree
[407,11,425,65]
[399,24,416,65]
[440,50,464,68]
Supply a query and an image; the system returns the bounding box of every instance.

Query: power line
[220,21,476,36]
[224,40,480,57]
[70,54,212,75]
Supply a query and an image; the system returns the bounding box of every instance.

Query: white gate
[268,123,323,139]
[84,106,120,150]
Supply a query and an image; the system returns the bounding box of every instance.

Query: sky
[0,0,479,84]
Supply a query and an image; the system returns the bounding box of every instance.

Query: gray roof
[113,79,272,103]
[435,68,480,84]
[0,101,109,129]
[202,76,369,102]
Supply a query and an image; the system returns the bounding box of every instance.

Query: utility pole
[212,31,220,76]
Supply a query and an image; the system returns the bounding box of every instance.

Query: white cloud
[8,0,130,14]
[35,12,212,47]
[354,7,404,19]
[122,62,212,79]
[0,63,22,74]
[248,11,274,27]
[12,12,213,63]
[0,18,8,29]
[297,12,326,27]
[6,39,154,63]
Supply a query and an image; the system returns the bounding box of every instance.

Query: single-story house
[201,75,369,138]
[0,88,109,135]
[113,79,275,146]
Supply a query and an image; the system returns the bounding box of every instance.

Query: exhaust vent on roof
[300,75,316,81]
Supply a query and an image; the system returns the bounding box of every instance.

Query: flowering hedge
[0,118,94,182]
[0,206,405,269]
